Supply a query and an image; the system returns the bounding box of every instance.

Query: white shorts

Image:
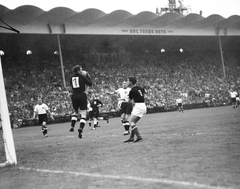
[131,103,147,118]
[117,101,122,110]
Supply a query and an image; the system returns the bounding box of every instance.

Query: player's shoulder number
[138,89,143,96]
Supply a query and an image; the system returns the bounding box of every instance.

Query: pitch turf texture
[0,106,240,189]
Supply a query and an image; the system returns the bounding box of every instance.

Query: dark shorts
[71,93,88,112]
[231,98,236,103]
[88,111,94,120]
[38,114,48,125]
[92,108,100,118]
[178,103,182,107]
[120,102,132,115]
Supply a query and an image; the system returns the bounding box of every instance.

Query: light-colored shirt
[34,103,49,115]
[116,88,131,102]
[230,91,238,98]
[176,98,183,103]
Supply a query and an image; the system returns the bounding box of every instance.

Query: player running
[32,98,54,137]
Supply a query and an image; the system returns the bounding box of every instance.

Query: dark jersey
[90,99,103,110]
[129,86,145,103]
[70,73,92,94]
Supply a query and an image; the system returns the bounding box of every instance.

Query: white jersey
[176,98,183,104]
[34,103,49,115]
[230,91,238,98]
[116,87,131,102]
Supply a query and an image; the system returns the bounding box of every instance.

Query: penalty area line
[18,167,230,189]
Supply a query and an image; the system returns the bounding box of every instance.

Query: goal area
[0,55,17,167]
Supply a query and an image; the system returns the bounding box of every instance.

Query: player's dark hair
[72,65,82,73]
[128,77,137,85]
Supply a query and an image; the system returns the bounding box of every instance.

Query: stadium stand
[2,48,240,126]
[0,5,239,126]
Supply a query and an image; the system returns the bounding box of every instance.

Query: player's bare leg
[123,114,130,135]
[120,113,127,135]
[91,117,98,130]
[78,110,87,138]
[70,113,78,132]
[124,115,142,143]
[42,121,48,137]
[88,118,92,127]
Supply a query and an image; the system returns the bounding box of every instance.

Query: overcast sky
[1,0,240,18]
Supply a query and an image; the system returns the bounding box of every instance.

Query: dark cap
[72,65,82,73]
[128,77,137,85]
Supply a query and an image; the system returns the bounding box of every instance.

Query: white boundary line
[148,133,240,136]
[18,167,233,189]
[66,133,240,139]
[194,133,239,135]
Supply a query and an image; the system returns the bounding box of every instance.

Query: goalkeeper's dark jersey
[129,86,145,103]
[70,73,92,95]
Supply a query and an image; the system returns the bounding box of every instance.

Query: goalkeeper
[69,65,92,139]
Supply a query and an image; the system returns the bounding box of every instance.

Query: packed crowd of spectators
[2,50,240,122]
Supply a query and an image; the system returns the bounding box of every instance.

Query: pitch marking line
[18,167,232,189]
[95,133,240,138]
[149,133,240,136]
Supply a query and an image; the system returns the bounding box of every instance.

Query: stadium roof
[0,5,240,36]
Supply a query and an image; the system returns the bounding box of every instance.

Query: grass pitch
[1,106,240,189]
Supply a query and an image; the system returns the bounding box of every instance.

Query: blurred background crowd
[2,50,240,124]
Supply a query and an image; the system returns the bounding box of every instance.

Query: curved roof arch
[213,15,240,28]
[35,7,76,25]
[0,5,10,18]
[191,14,225,28]
[0,5,239,36]
[65,9,106,26]
[88,10,132,27]
[113,11,158,28]
[1,5,44,25]
[141,12,184,28]
[167,13,204,28]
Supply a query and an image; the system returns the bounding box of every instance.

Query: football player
[176,95,184,112]
[32,98,54,137]
[124,77,147,143]
[115,81,132,135]
[229,89,238,108]
[88,94,103,130]
[69,65,92,139]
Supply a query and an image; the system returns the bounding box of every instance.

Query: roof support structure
[57,34,66,88]
[218,35,226,79]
